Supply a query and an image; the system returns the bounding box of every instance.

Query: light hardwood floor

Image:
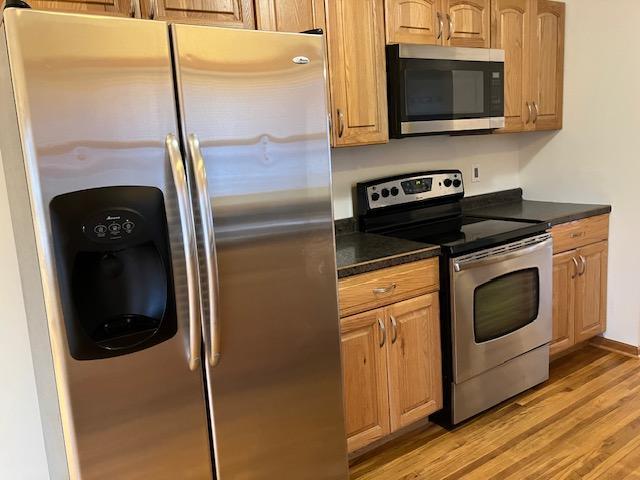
[350,346,640,479]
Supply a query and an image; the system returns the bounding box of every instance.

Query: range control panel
[361,171,464,210]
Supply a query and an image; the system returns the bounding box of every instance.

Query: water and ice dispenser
[50,186,177,360]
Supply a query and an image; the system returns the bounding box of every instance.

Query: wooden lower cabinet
[341,293,442,453]
[387,294,442,431]
[550,217,609,356]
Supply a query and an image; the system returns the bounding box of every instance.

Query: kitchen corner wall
[519,0,640,347]
[331,134,521,219]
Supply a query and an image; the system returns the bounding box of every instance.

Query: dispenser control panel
[82,209,144,243]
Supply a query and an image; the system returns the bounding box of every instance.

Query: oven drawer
[338,259,439,317]
[550,214,609,254]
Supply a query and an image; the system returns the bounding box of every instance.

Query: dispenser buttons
[123,221,135,234]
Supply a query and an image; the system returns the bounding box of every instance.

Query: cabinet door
[142,0,255,27]
[491,0,531,132]
[550,251,576,356]
[386,294,442,431]
[575,241,608,343]
[442,0,489,48]
[385,0,442,45]
[340,308,390,453]
[29,0,135,17]
[255,0,325,32]
[530,0,565,130]
[326,0,388,146]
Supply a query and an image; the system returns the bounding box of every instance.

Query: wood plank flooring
[350,346,640,479]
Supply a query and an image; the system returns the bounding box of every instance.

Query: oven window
[473,268,539,343]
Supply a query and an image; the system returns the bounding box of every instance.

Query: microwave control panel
[362,171,464,210]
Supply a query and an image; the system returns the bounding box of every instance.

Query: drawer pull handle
[570,232,585,238]
[378,318,386,348]
[373,283,397,295]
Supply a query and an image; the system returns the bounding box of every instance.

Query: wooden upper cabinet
[255,0,325,32]
[550,250,576,356]
[574,241,608,344]
[326,0,388,146]
[386,294,441,431]
[491,0,531,132]
[385,0,441,45]
[442,0,490,48]
[530,0,565,130]
[141,0,255,27]
[28,0,135,17]
[340,308,390,453]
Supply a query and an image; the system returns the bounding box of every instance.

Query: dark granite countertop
[335,232,440,279]
[464,189,611,226]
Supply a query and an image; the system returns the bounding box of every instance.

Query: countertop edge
[336,246,441,279]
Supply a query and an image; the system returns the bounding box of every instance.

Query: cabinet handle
[337,109,345,138]
[436,12,444,39]
[579,255,587,276]
[571,257,579,279]
[390,315,398,344]
[129,0,136,17]
[570,232,585,239]
[378,318,386,348]
[526,102,533,124]
[532,101,539,124]
[149,0,157,19]
[447,14,453,41]
[373,283,396,295]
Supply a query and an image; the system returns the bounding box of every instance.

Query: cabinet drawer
[550,215,609,254]
[338,259,439,317]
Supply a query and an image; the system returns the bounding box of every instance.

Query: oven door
[387,45,504,136]
[450,235,553,384]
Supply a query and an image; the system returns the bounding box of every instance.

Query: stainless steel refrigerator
[0,8,348,480]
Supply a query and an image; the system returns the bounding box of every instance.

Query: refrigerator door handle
[166,134,202,371]
[187,133,221,367]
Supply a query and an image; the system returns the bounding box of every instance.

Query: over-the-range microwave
[387,44,505,137]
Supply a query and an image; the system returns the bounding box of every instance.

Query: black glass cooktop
[385,216,550,256]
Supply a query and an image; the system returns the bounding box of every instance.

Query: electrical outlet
[472,164,481,183]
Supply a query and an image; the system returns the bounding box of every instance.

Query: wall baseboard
[590,336,640,358]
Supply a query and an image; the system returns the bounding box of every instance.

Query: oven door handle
[453,237,552,273]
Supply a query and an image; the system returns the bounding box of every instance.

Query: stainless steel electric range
[356,170,553,426]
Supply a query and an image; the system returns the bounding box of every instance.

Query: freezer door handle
[166,134,202,371]
[188,134,221,367]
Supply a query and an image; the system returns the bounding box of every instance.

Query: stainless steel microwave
[387,45,505,137]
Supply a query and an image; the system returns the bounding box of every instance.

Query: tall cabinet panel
[530,0,565,130]
[255,0,325,32]
[491,0,531,132]
[326,0,388,146]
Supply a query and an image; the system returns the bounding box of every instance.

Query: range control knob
[444,179,453,187]
[453,179,462,188]
[381,188,390,198]
[390,187,399,196]
[371,192,380,202]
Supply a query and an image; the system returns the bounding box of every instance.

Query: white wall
[519,0,640,346]
[0,151,50,479]
[331,134,522,219]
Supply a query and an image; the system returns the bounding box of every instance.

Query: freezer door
[172,25,349,479]
[1,10,212,479]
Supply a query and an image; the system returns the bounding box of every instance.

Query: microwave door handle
[188,134,222,367]
[166,134,202,371]
[453,237,552,272]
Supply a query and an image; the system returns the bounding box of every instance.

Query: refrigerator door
[1,10,212,479]
[172,25,349,479]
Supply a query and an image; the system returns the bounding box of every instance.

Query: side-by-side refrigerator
[0,8,348,480]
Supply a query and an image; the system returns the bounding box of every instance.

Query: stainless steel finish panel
[400,117,505,135]
[2,10,212,479]
[398,44,505,62]
[365,172,463,210]
[172,25,348,479]
[450,235,553,384]
[452,344,550,424]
